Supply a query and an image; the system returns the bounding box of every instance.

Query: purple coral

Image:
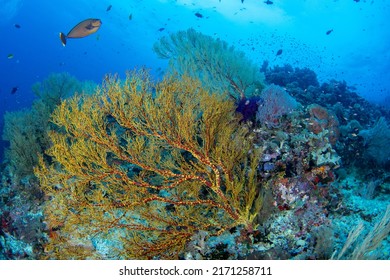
[256,84,298,127]
[236,95,263,122]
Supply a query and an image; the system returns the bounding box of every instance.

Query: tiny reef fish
[326,29,333,35]
[106,5,112,11]
[59,19,102,46]
[11,87,18,94]
[264,0,273,4]
[195,12,203,18]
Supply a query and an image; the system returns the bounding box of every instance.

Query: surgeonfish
[59,18,102,46]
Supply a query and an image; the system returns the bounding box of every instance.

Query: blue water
[0,0,389,260]
[1,0,390,110]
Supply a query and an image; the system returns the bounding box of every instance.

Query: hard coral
[264,64,319,89]
[307,104,340,145]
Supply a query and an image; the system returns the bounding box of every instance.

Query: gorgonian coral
[35,70,263,259]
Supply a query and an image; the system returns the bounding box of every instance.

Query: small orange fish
[59,18,102,46]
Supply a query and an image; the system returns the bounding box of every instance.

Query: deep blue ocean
[0,0,389,261]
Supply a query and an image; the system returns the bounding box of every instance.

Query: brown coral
[307,104,340,145]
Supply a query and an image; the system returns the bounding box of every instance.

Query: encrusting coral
[34,70,263,259]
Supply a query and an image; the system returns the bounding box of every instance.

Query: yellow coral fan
[35,70,262,259]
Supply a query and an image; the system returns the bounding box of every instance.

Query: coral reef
[1,31,390,260]
[264,63,390,172]
[264,64,390,128]
[0,167,46,259]
[0,72,96,259]
[263,63,320,90]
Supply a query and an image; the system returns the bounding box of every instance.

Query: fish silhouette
[11,87,18,94]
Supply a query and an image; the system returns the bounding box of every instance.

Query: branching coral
[333,205,390,259]
[2,109,46,178]
[32,72,83,112]
[153,28,264,100]
[359,117,390,166]
[2,72,87,179]
[35,70,263,259]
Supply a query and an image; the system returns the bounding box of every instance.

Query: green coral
[3,109,47,179]
[2,72,91,179]
[153,28,264,100]
[32,72,81,110]
[359,117,390,165]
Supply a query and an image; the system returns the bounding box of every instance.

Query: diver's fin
[59,32,67,46]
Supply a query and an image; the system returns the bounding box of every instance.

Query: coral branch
[35,71,262,259]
